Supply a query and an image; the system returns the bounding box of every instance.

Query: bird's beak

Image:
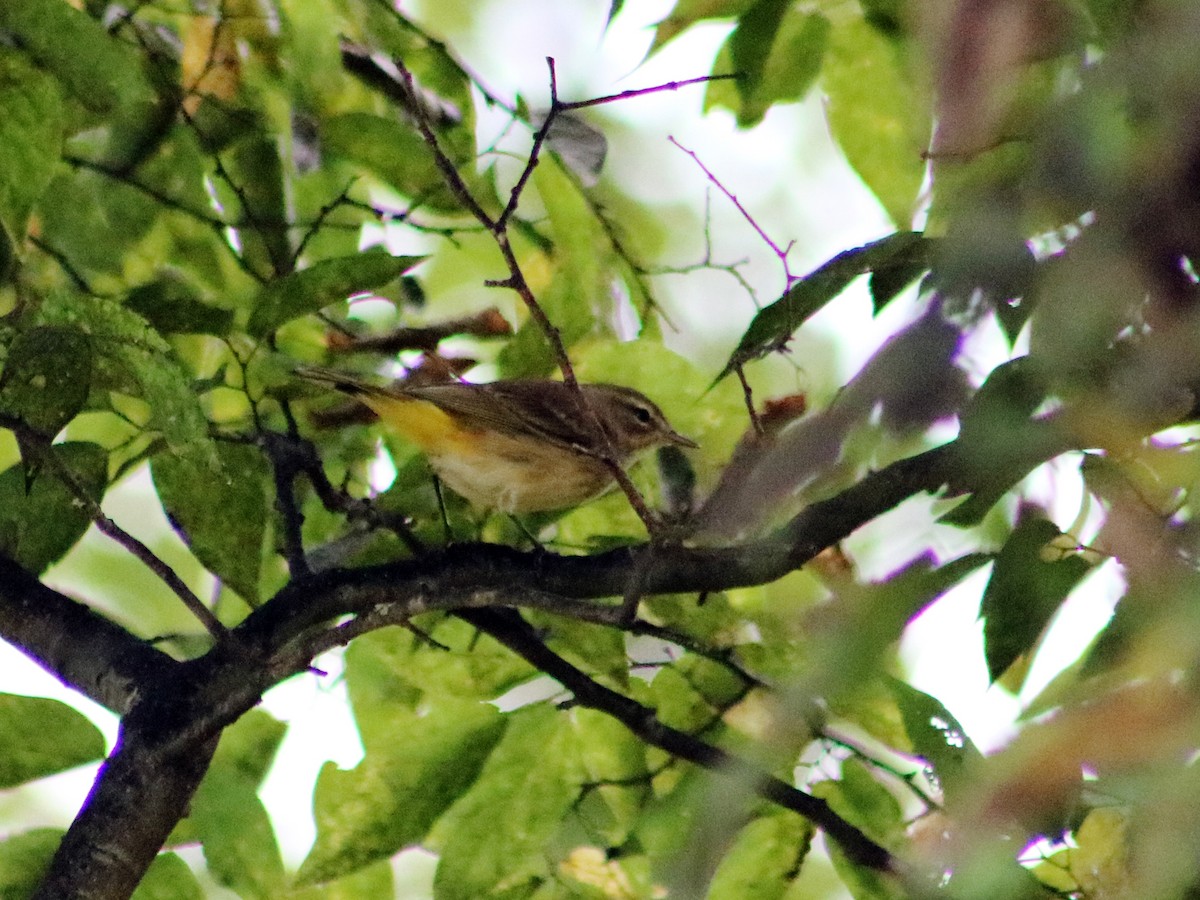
[667,430,699,449]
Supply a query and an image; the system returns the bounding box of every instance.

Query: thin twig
[42,447,227,640]
[668,135,796,286]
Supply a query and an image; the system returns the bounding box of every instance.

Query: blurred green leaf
[0,693,105,788]
[716,232,930,382]
[0,442,107,573]
[0,50,64,243]
[130,853,203,900]
[210,708,287,788]
[888,677,982,801]
[125,274,235,337]
[247,247,425,337]
[321,112,469,213]
[298,698,504,885]
[152,442,270,603]
[822,17,930,228]
[0,829,62,898]
[707,810,812,900]
[707,3,829,127]
[190,767,285,899]
[981,516,1093,684]
[812,759,905,899]
[345,621,533,750]
[224,135,291,278]
[942,358,1057,527]
[430,704,583,898]
[650,0,759,56]
[0,0,153,115]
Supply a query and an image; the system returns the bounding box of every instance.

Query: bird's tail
[293,364,391,398]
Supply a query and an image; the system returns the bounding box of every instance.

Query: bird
[295,365,697,514]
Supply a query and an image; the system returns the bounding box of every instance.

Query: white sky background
[0,0,1121,888]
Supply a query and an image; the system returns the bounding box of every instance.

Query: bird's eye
[631,405,654,425]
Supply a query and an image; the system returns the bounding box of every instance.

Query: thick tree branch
[0,555,175,713]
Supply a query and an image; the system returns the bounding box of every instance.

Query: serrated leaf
[0,829,62,898]
[0,50,64,242]
[822,17,930,228]
[430,704,584,899]
[247,247,425,337]
[0,442,107,573]
[130,853,203,900]
[0,325,92,439]
[298,699,505,885]
[0,693,106,788]
[152,442,269,603]
[0,0,153,115]
[980,516,1093,684]
[887,677,982,801]
[716,232,928,383]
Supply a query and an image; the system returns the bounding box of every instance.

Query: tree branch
[0,555,175,713]
[459,608,898,872]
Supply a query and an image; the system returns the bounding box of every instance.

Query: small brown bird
[296,366,696,513]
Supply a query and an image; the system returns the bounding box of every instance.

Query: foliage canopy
[1,0,1199,898]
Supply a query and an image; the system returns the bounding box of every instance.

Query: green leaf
[822,17,930,227]
[0,693,105,788]
[0,325,93,438]
[0,829,62,898]
[130,853,203,900]
[430,704,584,898]
[980,516,1093,684]
[811,759,905,900]
[151,442,270,603]
[321,113,468,213]
[345,621,533,750]
[0,442,107,573]
[191,767,285,900]
[707,3,830,127]
[38,292,215,465]
[247,247,425,337]
[887,677,982,801]
[707,811,813,900]
[0,50,64,242]
[941,358,1054,527]
[716,232,929,382]
[224,135,291,278]
[650,0,760,56]
[298,698,505,885]
[209,708,287,788]
[0,0,153,115]
[124,274,236,337]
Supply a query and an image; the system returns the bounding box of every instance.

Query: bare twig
[668,135,796,286]
[42,448,227,641]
